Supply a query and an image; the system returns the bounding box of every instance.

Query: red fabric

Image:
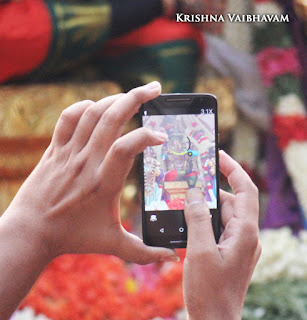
[184,172,197,178]
[102,18,205,56]
[165,170,178,182]
[0,0,52,83]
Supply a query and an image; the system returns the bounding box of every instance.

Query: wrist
[187,302,243,320]
[0,206,54,319]
[188,312,241,320]
[1,204,55,264]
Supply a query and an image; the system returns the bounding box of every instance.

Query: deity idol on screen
[162,130,199,187]
[144,114,217,210]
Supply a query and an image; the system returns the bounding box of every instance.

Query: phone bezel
[139,94,221,248]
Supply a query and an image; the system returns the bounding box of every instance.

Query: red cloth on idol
[102,18,205,56]
[0,0,52,83]
[0,1,204,83]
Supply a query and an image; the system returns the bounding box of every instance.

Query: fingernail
[154,131,168,142]
[160,255,180,262]
[185,189,205,205]
[144,81,161,90]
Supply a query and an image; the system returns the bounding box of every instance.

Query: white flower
[276,94,306,116]
[11,308,52,320]
[175,309,188,320]
[284,142,307,218]
[254,307,266,318]
[252,228,307,283]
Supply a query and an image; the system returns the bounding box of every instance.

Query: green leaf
[243,279,307,320]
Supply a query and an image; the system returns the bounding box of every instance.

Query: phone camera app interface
[143,113,217,211]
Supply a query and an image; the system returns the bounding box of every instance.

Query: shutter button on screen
[150,215,157,222]
[179,227,185,233]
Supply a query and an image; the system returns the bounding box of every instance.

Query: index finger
[85,81,162,156]
[219,150,259,221]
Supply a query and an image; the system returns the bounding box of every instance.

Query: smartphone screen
[140,94,220,248]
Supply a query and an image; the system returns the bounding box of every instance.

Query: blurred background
[0,0,306,319]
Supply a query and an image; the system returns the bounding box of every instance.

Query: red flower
[20,254,186,319]
[273,115,307,150]
[257,47,301,87]
[168,198,185,210]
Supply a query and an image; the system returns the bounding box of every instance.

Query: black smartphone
[140,94,221,248]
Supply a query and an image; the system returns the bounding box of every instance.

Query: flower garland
[254,0,307,218]
[273,94,307,216]
[19,254,185,320]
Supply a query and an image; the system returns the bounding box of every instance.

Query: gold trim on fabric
[159,47,195,58]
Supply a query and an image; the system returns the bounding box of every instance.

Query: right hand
[183,150,262,320]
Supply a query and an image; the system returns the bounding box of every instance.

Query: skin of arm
[0,82,178,319]
[183,151,262,320]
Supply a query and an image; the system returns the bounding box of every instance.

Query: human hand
[3,81,177,264]
[183,151,261,320]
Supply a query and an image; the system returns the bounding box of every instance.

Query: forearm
[0,208,52,320]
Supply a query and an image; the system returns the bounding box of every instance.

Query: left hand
[3,81,177,264]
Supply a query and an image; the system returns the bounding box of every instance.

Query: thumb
[117,229,179,265]
[184,189,217,255]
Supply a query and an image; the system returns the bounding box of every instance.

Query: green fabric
[253,22,293,53]
[100,39,201,93]
[24,1,200,93]
[29,0,111,80]
[269,74,304,106]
